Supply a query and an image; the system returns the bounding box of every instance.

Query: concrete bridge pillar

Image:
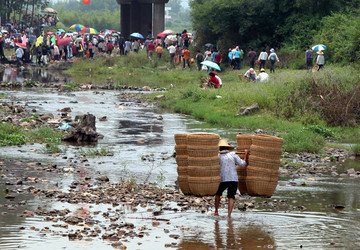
[117,0,169,39]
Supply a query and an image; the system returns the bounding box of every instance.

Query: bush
[283,130,325,153]
[351,144,360,156]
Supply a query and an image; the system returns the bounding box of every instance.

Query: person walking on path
[147,40,155,60]
[213,139,249,218]
[268,48,280,73]
[247,48,257,68]
[167,43,176,65]
[155,45,163,59]
[214,49,222,68]
[258,48,268,71]
[196,50,204,71]
[316,50,325,70]
[15,45,24,67]
[305,46,313,70]
[182,48,191,69]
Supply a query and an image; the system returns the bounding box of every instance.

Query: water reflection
[1,67,72,83]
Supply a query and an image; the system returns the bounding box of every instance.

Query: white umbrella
[162,29,173,34]
[167,35,177,42]
[312,44,327,51]
[1,30,8,33]
[41,7,58,14]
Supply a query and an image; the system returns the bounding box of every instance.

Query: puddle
[1,67,72,84]
[0,89,360,249]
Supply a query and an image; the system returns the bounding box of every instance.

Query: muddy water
[0,89,360,249]
[1,67,72,83]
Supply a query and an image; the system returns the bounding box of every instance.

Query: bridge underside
[117,0,169,39]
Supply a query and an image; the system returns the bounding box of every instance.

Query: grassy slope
[66,52,360,153]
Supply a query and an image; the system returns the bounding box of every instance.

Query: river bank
[0,88,360,249]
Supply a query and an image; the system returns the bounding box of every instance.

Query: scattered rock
[235,103,259,116]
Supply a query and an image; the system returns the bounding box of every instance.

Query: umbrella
[16,43,27,49]
[40,24,48,27]
[157,32,167,38]
[104,30,115,35]
[1,30,8,33]
[14,33,22,37]
[162,29,173,34]
[167,35,177,42]
[5,23,12,26]
[58,37,71,46]
[81,28,98,34]
[205,43,214,48]
[69,24,86,32]
[47,31,54,35]
[312,44,327,51]
[201,61,221,71]
[112,33,119,37]
[130,32,144,39]
[58,29,65,33]
[41,8,58,14]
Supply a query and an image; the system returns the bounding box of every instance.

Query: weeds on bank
[282,130,325,153]
[0,123,63,147]
[39,143,65,154]
[351,144,360,156]
[77,147,115,157]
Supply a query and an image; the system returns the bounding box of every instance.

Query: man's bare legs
[213,195,221,216]
[214,196,235,218]
[228,198,235,218]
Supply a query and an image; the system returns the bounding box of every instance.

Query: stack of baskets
[186,133,220,196]
[236,134,253,194]
[246,135,283,197]
[175,134,191,195]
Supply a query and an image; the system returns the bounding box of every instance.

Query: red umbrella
[57,37,71,46]
[157,32,167,38]
[16,43,27,49]
[47,31,54,35]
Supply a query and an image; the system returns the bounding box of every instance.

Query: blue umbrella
[130,32,144,39]
[58,29,65,33]
[312,44,327,51]
[201,61,221,71]
[40,24,48,27]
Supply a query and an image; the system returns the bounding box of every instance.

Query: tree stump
[63,114,99,142]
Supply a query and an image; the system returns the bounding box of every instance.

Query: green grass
[39,143,65,154]
[77,147,115,157]
[351,144,360,156]
[282,130,325,153]
[65,53,359,153]
[0,123,63,146]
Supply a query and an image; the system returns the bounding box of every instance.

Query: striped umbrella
[81,28,98,34]
[69,24,86,32]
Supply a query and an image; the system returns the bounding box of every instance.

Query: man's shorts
[215,181,238,199]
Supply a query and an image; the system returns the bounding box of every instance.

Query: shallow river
[0,87,359,249]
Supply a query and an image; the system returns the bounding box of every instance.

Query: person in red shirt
[207,71,220,88]
[147,41,155,60]
[214,49,222,66]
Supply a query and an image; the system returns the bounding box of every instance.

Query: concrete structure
[116,0,169,39]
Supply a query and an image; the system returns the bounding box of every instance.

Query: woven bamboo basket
[236,165,248,194]
[250,145,282,160]
[246,176,278,197]
[174,133,189,145]
[175,145,187,156]
[188,176,220,196]
[187,145,219,157]
[187,165,220,177]
[236,134,253,144]
[188,156,220,166]
[178,175,191,195]
[187,133,220,146]
[246,165,279,178]
[177,166,188,175]
[252,134,284,149]
[237,145,251,151]
[249,155,281,170]
[176,155,188,166]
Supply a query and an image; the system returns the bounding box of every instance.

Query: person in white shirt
[258,48,268,71]
[257,68,269,82]
[268,48,280,73]
[15,45,24,67]
[167,43,176,65]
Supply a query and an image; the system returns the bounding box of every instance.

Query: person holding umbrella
[316,49,325,70]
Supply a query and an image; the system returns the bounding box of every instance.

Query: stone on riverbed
[236,103,260,116]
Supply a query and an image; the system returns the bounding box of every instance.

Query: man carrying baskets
[214,139,249,218]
